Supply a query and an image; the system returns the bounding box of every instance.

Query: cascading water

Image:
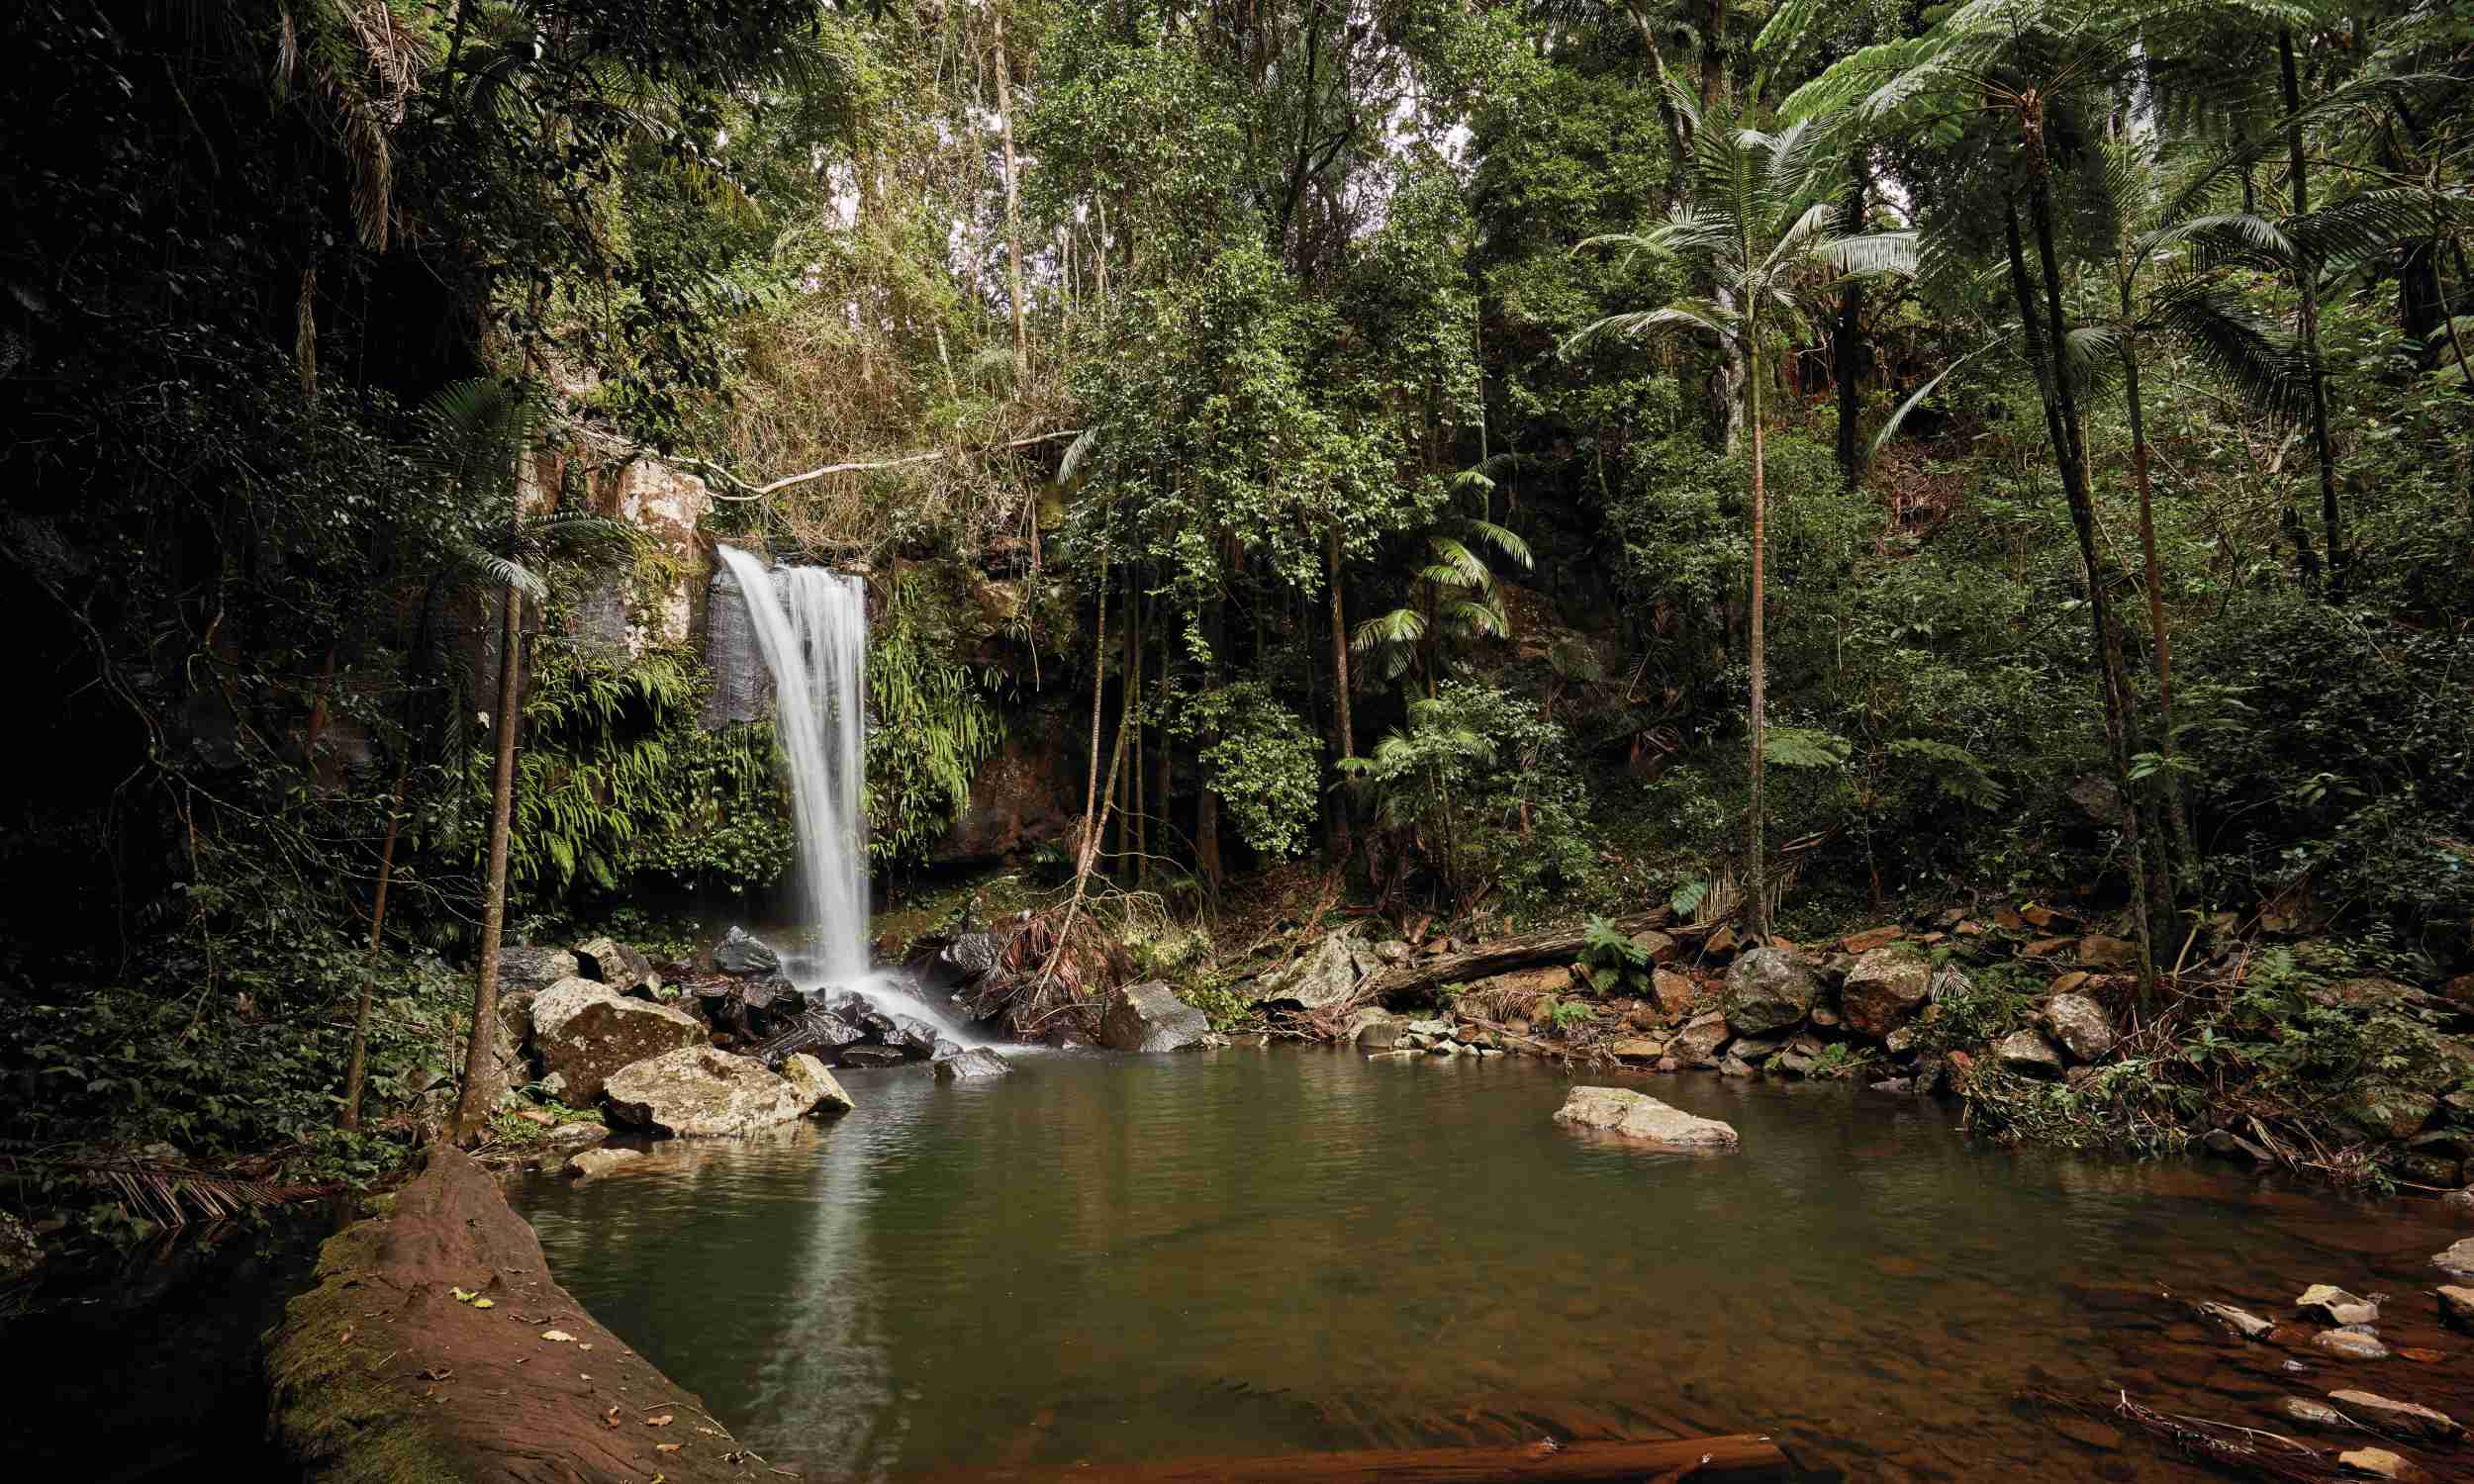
[717,545,871,984]
[715,545,976,1042]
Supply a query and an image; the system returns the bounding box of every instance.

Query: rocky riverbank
[899,892,2474,1198]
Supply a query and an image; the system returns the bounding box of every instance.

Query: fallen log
[1358,910,1672,1003]
[909,1434,1792,1483]
[265,1144,757,1484]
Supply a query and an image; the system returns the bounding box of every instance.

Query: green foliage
[1577,915,1655,995]
[1188,682,1323,860]
[865,573,1008,866]
[1341,681,1598,910]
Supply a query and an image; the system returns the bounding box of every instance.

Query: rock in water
[495,945,580,995]
[603,1047,820,1137]
[2044,992,2117,1062]
[2313,1330,2392,1361]
[545,1122,608,1147]
[1839,945,1932,1039]
[2197,1302,2275,1340]
[2433,1238,2474,1282]
[1099,981,1212,1052]
[565,1147,643,1179]
[932,1048,1011,1080]
[1994,1028,2066,1079]
[2327,1391,2459,1440]
[1722,948,1818,1037]
[2277,1397,2350,1430]
[780,1053,855,1113]
[2336,1446,2431,1483]
[529,977,708,1105]
[714,925,781,976]
[1552,1087,1740,1149]
[2298,1286,2381,1326]
[2437,1285,2474,1330]
[573,936,657,996]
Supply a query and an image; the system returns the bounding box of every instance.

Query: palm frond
[1816,229,1920,278]
[1460,518,1533,570]
[1871,335,2011,454]
[2145,279,2306,417]
[1423,535,1491,590]
[1352,607,1426,652]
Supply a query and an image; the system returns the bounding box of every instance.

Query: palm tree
[1349,463,1534,699]
[385,379,636,1145]
[1564,80,1915,940]
[2068,139,2307,913]
[1794,0,2181,999]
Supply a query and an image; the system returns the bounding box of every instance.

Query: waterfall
[716,545,872,985]
[717,545,980,1045]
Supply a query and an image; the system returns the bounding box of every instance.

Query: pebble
[2313,1330,2392,1361]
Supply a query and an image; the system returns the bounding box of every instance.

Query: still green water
[515,1047,2460,1482]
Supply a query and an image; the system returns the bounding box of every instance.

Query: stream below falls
[514,1046,2471,1482]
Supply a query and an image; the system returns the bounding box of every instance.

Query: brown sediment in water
[264,1143,758,1483]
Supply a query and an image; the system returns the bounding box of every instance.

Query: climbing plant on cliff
[866,573,1008,866]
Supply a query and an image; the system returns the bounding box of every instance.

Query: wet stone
[2313,1330,2392,1361]
[2329,1391,2461,1439]
[2279,1396,2351,1430]
[2298,1286,2381,1326]
[2336,1446,2431,1482]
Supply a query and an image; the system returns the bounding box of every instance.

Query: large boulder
[1099,981,1212,1052]
[780,1053,855,1113]
[713,926,781,977]
[2044,992,2118,1062]
[927,932,1007,990]
[530,977,709,1105]
[1840,945,1933,1040]
[1667,1011,1731,1067]
[1254,931,1376,1012]
[1723,947,1819,1037]
[603,1047,824,1137]
[1552,1087,1740,1149]
[494,946,579,995]
[573,936,657,996]
[932,1048,1012,1080]
[2346,1084,2438,1142]
[1995,1028,2066,1079]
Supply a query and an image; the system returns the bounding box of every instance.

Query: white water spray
[717,545,978,1043]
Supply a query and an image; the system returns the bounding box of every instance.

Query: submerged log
[1357,911,1673,1003]
[913,1434,1792,1483]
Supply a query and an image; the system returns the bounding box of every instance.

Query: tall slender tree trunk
[2007,186,2159,1005]
[449,583,523,1142]
[1328,525,1353,760]
[1195,585,1223,889]
[2280,29,2344,603]
[2120,347,2200,899]
[1833,154,1869,491]
[994,6,1029,379]
[1079,570,1110,869]
[1744,322,1769,942]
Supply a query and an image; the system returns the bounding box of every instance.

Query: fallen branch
[899,1434,1793,1483]
[1356,911,1672,1002]
[682,430,1084,502]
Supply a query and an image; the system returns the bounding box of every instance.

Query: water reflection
[516,1048,2458,1483]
